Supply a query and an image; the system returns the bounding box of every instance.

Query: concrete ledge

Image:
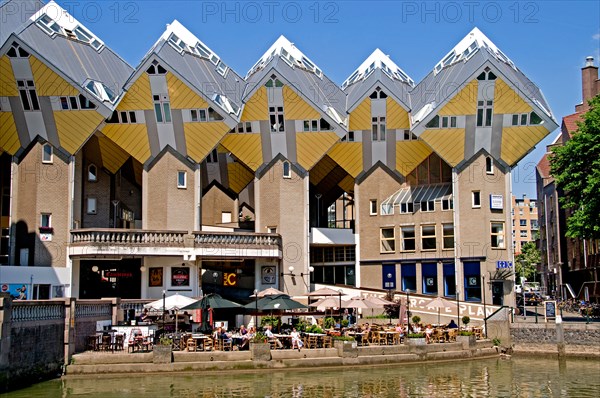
[72,352,152,365]
[173,351,251,362]
[271,348,336,360]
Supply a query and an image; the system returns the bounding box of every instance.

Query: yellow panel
[167,72,209,110]
[501,125,549,166]
[227,161,254,193]
[327,142,363,177]
[102,124,151,164]
[310,155,337,185]
[283,86,320,120]
[420,129,465,166]
[183,122,228,162]
[30,56,78,97]
[221,134,263,171]
[98,135,131,174]
[349,97,371,131]
[338,174,355,193]
[0,112,20,154]
[241,86,268,121]
[118,73,153,110]
[396,141,433,176]
[296,132,339,170]
[494,78,533,114]
[438,79,478,115]
[54,111,104,154]
[387,97,409,129]
[0,56,18,97]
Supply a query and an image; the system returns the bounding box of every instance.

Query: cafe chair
[114,334,125,351]
[186,338,197,352]
[203,337,214,351]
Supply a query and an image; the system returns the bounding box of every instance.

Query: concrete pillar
[556,320,565,358]
[63,298,76,366]
[0,293,13,369]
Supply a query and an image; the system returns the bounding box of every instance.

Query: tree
[515,242,541,282]
[550,95,600,239]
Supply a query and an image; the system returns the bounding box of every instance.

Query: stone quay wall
[510,322,600,358]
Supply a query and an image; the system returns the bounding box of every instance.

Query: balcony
[69,229,281,259]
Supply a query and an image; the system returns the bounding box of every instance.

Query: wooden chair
[376,331,387,345]
[447,329,458,342]
[322,336,333,348]
[114,334,124,351]
[86,335,99,351]
[203,337,214,351]
[220,338,233,351]
[101,334,112,351]
[307,335,319,349]
[186,338,197,352]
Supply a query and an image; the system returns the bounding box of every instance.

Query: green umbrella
[181,293,242,310]
[244,294,307,311]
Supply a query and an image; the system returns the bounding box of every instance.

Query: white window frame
[41,213,52,228]
[372,116,386,141]
[491,222,505,249]
[87,164,98,182]
[400,226,416,252]
[472,191,481,208]
[269,106,285,133]
[421,224,437,251]
[477,100,493,127]
[177,171,187,189]
[267,226,277,234]
[282,161,291,179]
[369,200,377,216]
[399,202,414,214]
[380,227,396,253]
[153,94,172,124]
[442,199,453,211]
[485,156,494,174]
[17,80,40,111]
[442,223,454,249]
[420,200,435,212]
[42,143,53,164]
[87,197,97,214]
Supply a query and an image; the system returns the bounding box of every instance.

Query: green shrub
[341,319,349,328]
[461,316,470,327]
[411,315,421,324]
[251,331,267,343]
[305,324,324,334]
[458,330,473,336]
[159,336,173,346]
[492,337,501,346]
[332,335,355,341]
[323,316,336,329]
[261,315,280,327]
[294,319,308,332]
[408,333,425,338]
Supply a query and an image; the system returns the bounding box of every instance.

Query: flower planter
[153,345,173,364]
[406,337,427,346]
[250,342,271,361]
[334,340,358,358]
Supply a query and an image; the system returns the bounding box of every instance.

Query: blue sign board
[382,264,396,290]
[496,261,513,269]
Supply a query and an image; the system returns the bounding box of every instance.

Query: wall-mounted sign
[468,277,478,286]
[490,194,504,210]
[262,266,275,284]
[426,277,435,286]
[171,267,190,286]
[149,267,163,287]
[223,272,237,286]
[496,261,513,269]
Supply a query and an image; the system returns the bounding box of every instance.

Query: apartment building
[536,57,600,301]
[511,195,539,255]
[0,0,558,308]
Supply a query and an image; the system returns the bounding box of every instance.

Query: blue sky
[60,0,600,198]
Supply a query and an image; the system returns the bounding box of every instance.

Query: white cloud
[593,33,600,40]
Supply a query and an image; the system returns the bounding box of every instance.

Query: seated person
[412,323,422,333]
[448,319,459,329]
[424,325,434,343]
[265,325,283,348]
[239,325,248,335]
[290,328,303,351]
[240,326,255,350]
[214,327,231,343]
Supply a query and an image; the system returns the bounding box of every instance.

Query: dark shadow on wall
[14,220,54,266]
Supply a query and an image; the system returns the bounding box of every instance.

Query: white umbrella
[312,297,339,311]
[251,287,286,298]
[144,294,198,334]
[343,297,383,321]
[426,296,454,325]
[307,287,344,297]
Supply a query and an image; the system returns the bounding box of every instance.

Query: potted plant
[411,315,421,325]
[323,316,336,329]
[461,316,470,329]
[250,331,271,361]
[456,327,476,348]
[406,332,426,346]
[153,335,173,364]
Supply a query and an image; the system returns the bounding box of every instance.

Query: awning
[381,183,452,214]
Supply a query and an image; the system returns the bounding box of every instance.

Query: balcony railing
[71,229,187,246]
[69,229,282,258]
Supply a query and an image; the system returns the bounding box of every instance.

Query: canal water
[4,358,600,397]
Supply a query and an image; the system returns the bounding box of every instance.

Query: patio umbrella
[343,297,383,321]
[307,287,344,297]
[251,287,286,297]
[426,296,455,325]
[245,294,307,311]
[182,293,242,334]
[312,297,339,311]
[144,294,198,334]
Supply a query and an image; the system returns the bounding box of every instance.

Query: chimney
[578,56,599,112]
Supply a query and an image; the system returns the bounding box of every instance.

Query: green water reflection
[5,358,600,398]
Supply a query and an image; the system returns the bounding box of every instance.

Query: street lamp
[455,285,460,328]
[386,273,394,325]
[212,271,219,294]
[280,265,296,277]
[406,289,410,333]
[338,289,343,319]
[253,288,259,330]
[315,193,322,227]
[162,289,166,327]
[482,276,487,339]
